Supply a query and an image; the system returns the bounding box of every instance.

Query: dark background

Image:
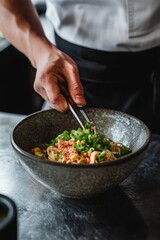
[0,44,44,114]
[0,2,46,115]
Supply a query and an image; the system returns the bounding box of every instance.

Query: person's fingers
[34,48,86,112]
[63,56,87,106]
[45,78,69,112]
[34,73,69,112]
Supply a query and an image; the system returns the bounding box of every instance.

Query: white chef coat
[45,0,160,52]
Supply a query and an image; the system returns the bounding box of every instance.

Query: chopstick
[60,84,91,128]
[68,103,86,128]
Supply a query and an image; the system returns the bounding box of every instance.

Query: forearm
[0,0,51,68]
[0,0,86,112]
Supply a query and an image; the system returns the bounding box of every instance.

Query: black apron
[55,32,160,134]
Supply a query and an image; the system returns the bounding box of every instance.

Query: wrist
[28,34,55,68]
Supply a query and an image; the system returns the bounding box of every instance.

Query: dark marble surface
[0,112,160,240]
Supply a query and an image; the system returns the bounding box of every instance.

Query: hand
[0,0,86,112]
[33,44,87,112]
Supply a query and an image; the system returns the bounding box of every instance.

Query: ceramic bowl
[11,108,150,198]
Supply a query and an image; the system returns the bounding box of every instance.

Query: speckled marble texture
[10,108,150,198]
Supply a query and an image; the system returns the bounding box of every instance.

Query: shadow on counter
[41,186,148,240]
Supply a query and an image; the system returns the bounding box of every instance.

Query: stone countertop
[0,111,160,240]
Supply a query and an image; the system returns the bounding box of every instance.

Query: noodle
[31,122,131,164]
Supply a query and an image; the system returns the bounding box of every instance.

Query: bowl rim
[10,108,151,168]
[0,194,17,231]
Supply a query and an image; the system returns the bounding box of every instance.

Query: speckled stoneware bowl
[11,108,150,198]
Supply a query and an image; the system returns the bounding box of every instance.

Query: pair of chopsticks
[60,84,91,128]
